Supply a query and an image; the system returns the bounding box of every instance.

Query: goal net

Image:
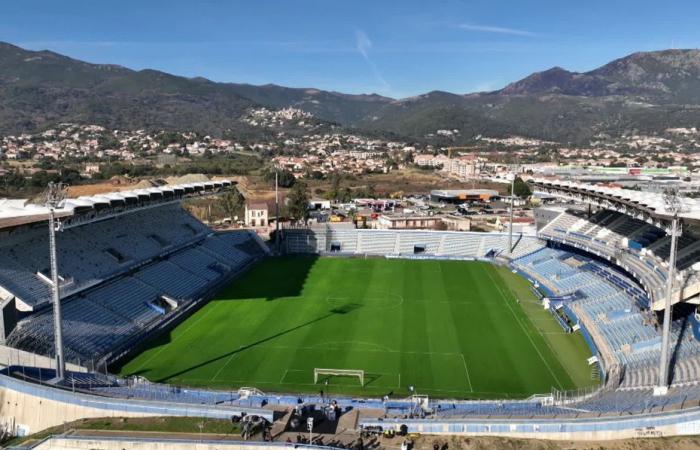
[314,368,365,386]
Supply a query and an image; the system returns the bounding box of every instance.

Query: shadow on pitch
[152,303,362,382]
[216,254,319,302]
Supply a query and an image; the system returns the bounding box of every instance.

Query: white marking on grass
[211,352,240,381]
[133,303,219,373]
[401,298,484,306]
[497,271,581,387]
[279,368,306,384]
[307,340,396,353]
[279,369,289,383]
[460,353,474,392]
[484,268,565,390]
[265,343,465,358]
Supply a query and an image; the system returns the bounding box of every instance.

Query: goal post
[314,368,365,386]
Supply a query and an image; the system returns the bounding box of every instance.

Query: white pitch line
[307,340,396,353]
[498,272,581,387]
[485,268,565,390]
[251,343,465,356]
[460,353,474,392]
[211,351,240,381]
[134,303,219,373]
[279,369,289,383]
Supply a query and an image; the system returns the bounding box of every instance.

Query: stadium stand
[511,245,700,391]
[283,226,543,259]
[3,201,267,366]
[0,204,210,311]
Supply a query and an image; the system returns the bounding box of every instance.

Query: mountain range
[2,41,700,144]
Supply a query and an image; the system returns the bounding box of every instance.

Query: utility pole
[46,182,67,381]
[307,417,314,444]
[656,188,683,395]
[275,171,280,254]
[508,170,516,255]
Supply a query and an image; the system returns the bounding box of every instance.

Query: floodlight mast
[46,182,67,381]
[656,188,682,395]
[275,171,280,254]
[508,168,517,255]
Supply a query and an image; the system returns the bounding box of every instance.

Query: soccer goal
[314,368,365,386]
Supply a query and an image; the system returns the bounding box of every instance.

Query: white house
[245,202,269,227]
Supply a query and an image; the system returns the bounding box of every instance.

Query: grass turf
[118,256,596,399]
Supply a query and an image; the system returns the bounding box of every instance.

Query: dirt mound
[131,179,159,189]
[165,174,210,185]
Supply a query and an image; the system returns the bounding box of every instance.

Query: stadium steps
[538,210,569,235]
[270,409,294,439]
[337,408,360,433]
[437,235,446,255]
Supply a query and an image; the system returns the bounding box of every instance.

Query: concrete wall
[0,345,86,372]
[0,387,153,437]
[33,437,303,450]
[361,408,700,441]
[0,374,271,436]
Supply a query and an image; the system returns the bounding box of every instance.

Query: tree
[326,172,352,202]
[264,167,295,188]
[512,177,532,199]
[287,181,310,223]
[354,184,376,199]
[221,188,245,219]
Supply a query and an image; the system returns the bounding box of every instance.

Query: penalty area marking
[307,340,396,353]
[234,342,468,358]
[211,351,241,381]
[460,353,474,392]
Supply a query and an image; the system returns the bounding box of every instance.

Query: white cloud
[355,30,372,59]
[472,81,500,92]
[459,24,537,37]
[354,29,390,93]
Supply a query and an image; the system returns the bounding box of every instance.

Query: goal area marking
[314,368,365,386]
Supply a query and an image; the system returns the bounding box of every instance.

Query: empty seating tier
[4,205,267,363]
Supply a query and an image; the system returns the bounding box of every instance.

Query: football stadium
[4,178,700,443]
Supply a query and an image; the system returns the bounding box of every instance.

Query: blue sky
[2,0,699,98]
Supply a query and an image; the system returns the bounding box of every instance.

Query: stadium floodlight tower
[507,169,517,255]
[46,182,68,381]
[275,170,281,254]
[655,188,684,396]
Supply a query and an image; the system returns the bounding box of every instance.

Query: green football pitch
[118,256,596,399]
